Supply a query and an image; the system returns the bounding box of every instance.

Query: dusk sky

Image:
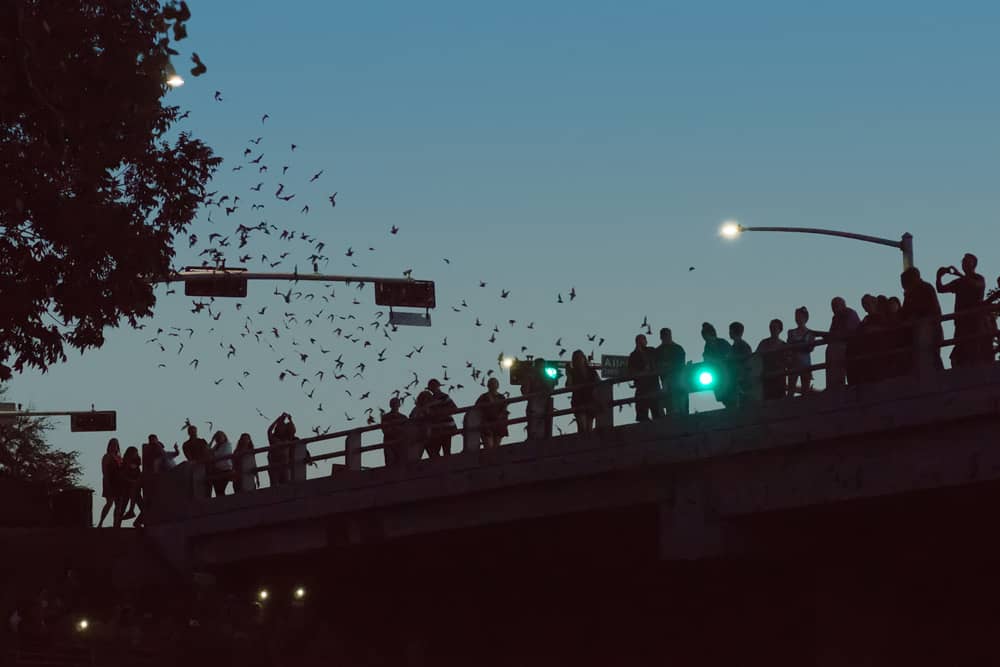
[8,2,1000,514]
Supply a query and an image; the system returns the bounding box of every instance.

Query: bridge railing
[171,303,999,502]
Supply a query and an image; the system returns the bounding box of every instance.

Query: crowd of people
[96,258,1000,514]
[621,258,1000,421]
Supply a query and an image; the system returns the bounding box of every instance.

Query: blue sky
[8,1,1000,516]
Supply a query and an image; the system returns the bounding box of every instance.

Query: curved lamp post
[720,221,913,271]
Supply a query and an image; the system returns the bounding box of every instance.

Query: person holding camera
[266,412,296,486]
[937,253,990,368]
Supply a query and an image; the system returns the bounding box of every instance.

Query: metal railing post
[525,394,552,440]
[346,432,362,471]
[191,463,207,500]
[463,408,482,453]
[594,381,614,431]
[290,440,308,483]
[912,319,937,382]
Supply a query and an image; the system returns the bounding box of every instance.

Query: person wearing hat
[425,379,458,458]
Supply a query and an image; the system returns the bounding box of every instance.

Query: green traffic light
[697,370,715,387]
[544,366,558,380]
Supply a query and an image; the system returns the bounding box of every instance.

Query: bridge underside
[205,480,1000,666]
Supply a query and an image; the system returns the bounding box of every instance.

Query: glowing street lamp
[718,219,914,270]
[501,356,515,370]
[165,61,184,88]
[76,618,90,632]
[257,588,269,602]
[719,220,741,239]
[294,586,307,600]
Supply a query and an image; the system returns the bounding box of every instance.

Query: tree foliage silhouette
[0,1,220,380]
[0,389,82,491]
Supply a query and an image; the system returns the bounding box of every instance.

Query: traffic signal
[685,362,726,393]
[70,411,117,432]
[374,280,436,309]
[506,358,563,388]
[184,275,248,298]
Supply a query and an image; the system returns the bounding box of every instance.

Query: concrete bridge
[146,358,1000,568]
[137,331,1000,665]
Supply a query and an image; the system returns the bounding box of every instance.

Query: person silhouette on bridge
[786,307,817,396]
[409,389,435,459]
[937,253,991,368]
[728,322,753,407]
[701,323,734,408]
[182,425,209,463]
[98,438,122,528]
[824,297,860,391]
[425,379,457,458]
[118,445,142,527]
[209,431,234,497]
[141,434,178,510]
[629,334,661,421]
[267,413,296,486]
[756,319,789,400]
[900,267,944,374]
[233,433,260,492]
[566,349,600,434]
[380,397,408,466]
[475,377,510,448]
[656,328,687,416]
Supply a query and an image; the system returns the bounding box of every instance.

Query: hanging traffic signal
[182,267,248,298]
[70,411,117,432]
[374,280,436,308]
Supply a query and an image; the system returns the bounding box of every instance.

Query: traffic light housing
[70,411,117,432]
[507,358,563,388]
[374,280,436,309]
[183,267,248,298]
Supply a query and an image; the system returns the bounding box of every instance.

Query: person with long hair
[233,433,260,493]
[98,438,122,528]
[566,350,600,434]
[209,430,234,497]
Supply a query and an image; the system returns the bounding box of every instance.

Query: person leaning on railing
[474,377,509,448]
[823,297,860,391]
[232,433,259,492]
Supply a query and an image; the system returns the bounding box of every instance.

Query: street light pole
[720,223,914,271]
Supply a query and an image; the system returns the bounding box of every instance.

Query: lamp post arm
[739,226,902,250]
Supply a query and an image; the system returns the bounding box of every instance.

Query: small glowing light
[698,371,715,386]
[294,587,306,600]
[719,221,741,239]
[166,74,185,88]
[501,357,515,369]
[258,588,269,601]
[77,618,89,631]
[544,366,558,380]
